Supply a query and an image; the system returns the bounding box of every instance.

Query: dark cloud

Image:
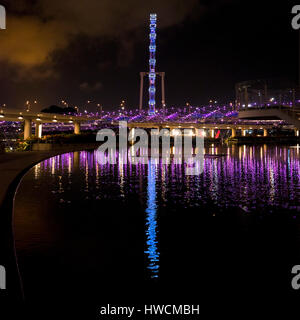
[0,0,199,72]
[79,81,103,92]
[0,0,295,110]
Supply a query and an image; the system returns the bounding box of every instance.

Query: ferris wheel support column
[139,72,144,112]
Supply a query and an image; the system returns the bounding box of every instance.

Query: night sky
[0,0,298,111]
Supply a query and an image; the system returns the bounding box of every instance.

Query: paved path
[0,145,98,308]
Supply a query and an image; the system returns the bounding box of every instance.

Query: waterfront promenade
[0,144,98,307]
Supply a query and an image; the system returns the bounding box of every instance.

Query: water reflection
[18,145,300,282]
[145,160,160,278]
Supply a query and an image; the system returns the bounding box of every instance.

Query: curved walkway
[0,144,98,308]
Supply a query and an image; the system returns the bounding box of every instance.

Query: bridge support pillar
[242,129,246,137]
[74,122,81,135]
[263,128,268,137]
[231,128,236,138]
[210,129,214,138]
[35,122,42,138]
[295,129,299,137]
[24,119,32,140]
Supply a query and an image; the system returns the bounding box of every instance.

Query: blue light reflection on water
[15,145,300,283]
[145,159,160,278]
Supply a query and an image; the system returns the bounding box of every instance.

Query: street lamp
[186,102,191,114]
[25,100,30,112]
[97,104,103,116]
[120,100,126,114]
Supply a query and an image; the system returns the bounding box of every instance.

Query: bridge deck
[126,122,273,130]
[0,108,99,123]
[238,106,300,129]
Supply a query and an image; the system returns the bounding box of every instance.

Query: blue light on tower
[148,13,157,115]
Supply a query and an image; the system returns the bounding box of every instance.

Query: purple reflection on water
[39,145,300,212]
[26,145,300,279]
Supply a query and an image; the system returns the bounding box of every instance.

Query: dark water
[14,145,300,318]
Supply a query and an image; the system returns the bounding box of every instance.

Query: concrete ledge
[0,144,99,305]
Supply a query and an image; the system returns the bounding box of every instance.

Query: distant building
[235,79,298,109]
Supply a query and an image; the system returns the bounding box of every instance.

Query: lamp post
[25,100,30,112]
[97,104,103,117]
[120,100,126,115]
[186,102,191,114]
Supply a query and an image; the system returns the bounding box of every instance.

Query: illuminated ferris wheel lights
[148,13,157,115]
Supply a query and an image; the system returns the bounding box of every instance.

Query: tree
[41,105,77,114]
